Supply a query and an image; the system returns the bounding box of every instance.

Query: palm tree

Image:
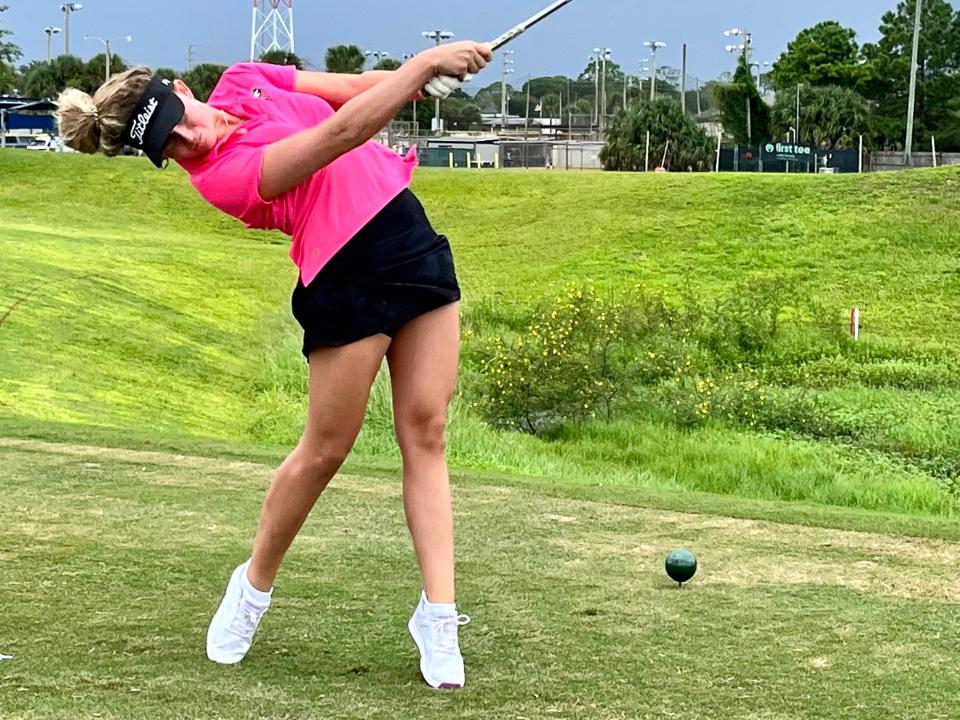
[374,58,402,72]
[259,50,304,70]
[324,45,365,74]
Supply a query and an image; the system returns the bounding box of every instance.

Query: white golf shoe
[407,591,470,689]
[206,560,271,664]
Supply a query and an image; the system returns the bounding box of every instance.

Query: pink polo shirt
[178,63,418,286]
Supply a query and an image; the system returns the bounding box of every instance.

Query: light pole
[724,43,745,59]
[44,27,62,62]
[905,0,923,166]
[85,35,132,84]
[643,41,666,101]
[60,3,82,56]
[422,30,454,134]
[637,61,650,102]
[365,50,389,68]
[724,28,752,62]
[588,53,599,130]
[403,53,419,133]
[593,47,612,132]
[750,60,772,92]
[724,33,753,142]
[796,83,802,143]
[500,50,514,132]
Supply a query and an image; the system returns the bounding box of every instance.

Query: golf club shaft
[489,0,575,51]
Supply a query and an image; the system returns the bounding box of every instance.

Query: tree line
[717,0,960,152]
[2,1,957,154]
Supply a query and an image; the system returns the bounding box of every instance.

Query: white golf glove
[423,73,473,99]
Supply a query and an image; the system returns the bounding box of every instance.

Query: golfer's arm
[294,70,395,108]
[260,58,434,201]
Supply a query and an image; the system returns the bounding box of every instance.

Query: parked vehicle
[25,134,59,151]
[2,134,34,149]
[24,134,75,153]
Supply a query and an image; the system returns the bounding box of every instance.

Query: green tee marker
[665,549,698,588]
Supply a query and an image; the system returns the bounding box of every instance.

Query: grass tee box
[1,438,959,720]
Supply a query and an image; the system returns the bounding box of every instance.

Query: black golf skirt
[291,189,461,358]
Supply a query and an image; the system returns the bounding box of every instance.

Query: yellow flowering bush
[475,284,677,434]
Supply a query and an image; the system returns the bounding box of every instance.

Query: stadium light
[422,30,455,134]
[643,41,666,101]
[60,3,83,56]
[44,27,62,62]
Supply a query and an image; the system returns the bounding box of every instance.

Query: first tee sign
[762,142,815,163]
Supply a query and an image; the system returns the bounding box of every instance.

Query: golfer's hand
[423,73,473,99]
[424,41,492,79]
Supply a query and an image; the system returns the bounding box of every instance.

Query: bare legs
[246,333,391,591]
[386,303,461,603]
[244,303,461,603]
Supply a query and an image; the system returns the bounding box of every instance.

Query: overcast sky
[10,0,897,85]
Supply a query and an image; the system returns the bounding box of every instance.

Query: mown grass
[2,151,960,517]
[1,439,959,720]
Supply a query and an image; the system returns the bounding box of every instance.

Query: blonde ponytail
[56,88,101,154]
[56,67,153,157]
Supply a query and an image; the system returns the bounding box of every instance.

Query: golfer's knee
[292,442,350,483]
[396,409,448,457]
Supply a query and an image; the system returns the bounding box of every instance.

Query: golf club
[489,0,576,51]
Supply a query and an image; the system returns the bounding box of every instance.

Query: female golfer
[56,40,492,690]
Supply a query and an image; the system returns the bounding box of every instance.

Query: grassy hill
[2,150,959,517]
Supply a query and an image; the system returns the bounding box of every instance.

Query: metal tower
[250,0,295,61]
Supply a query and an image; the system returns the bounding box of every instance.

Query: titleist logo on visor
[129,97,159,143]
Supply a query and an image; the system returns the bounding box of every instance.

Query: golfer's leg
[387,303,460,604]
[246,334,392,591]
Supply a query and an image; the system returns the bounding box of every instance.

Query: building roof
[0,97,57,113]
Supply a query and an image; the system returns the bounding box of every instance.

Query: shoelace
[228,598,266,637]
[431,614,471,656]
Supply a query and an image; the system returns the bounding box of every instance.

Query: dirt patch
[0,438,272,474]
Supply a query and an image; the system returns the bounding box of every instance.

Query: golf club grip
[489,0,574,51]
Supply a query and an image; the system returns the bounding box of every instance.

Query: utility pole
[85,34,132,83]
[681,43,687,113]
[905,0,923,166]
[186,44,197,72]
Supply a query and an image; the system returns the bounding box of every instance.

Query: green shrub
[650,366,826,434]
[682,277,794,365]
[474,285,678,434]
